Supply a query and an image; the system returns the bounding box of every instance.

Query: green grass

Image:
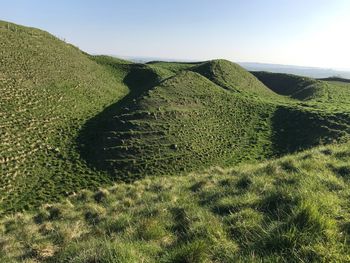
[146,61,199,74]
[2,143,350,262]
[0,21,130,212]
[252,71,326,100]
[2,19,350,263]
[2,20,350,212]
[192,60,276,96]
[81,70,278,180]
[82,59,350,180]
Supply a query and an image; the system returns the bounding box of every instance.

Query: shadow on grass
[77,64,161,180]
[271,106,349,155]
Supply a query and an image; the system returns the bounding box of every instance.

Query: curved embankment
[80,69,277,181]
[252,71,327,100]
[79,60,350,181]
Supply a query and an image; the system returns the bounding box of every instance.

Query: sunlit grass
[2,143,350,262]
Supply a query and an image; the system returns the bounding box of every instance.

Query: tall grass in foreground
[1,143,350,262]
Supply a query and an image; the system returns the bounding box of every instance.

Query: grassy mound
[82,60,350,181]
[81,70,277,180]
[0,21,130,211]
[2,143,350,262]
[253,72,350,111]
[252,71,326,100]
[192,60,275,97]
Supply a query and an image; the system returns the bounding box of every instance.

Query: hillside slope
[252,71,326,100]
[81,70,277,180]
[253,71,350,111]
[192,60,276,97]
[2,142,350,262]
[1,20,350,213]
[81,60,350,180]
[0,21,130,211]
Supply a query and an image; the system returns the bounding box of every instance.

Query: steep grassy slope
[2,143,350,262]
[252,71,326,100]
[81,70,277,181]
[253,71,350,111]
[0,21,130,211]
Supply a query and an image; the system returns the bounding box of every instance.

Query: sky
[1,0,350,70]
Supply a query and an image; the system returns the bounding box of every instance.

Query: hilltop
[81,66,278,180]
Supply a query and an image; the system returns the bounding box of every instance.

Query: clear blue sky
[1,0,350,69]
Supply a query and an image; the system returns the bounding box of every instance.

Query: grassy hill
[192,60,276,97]
[0,21,131,212]
[81,60,350,180]
[2,142,350,262]
[253,71,350,111]
[81,68,279,180]
[2,19,350,262]
[2,20,350,213]
[251,71,326,100]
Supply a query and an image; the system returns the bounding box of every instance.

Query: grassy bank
[2,142,350,262]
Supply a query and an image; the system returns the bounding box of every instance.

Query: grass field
[2,20,350,262]
[2,143,350,262]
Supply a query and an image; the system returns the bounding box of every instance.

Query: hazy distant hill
[239,62,350,79]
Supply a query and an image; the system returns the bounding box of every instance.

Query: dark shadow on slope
[252,71,322,100]
[271,106,350,154]
[77,64,161,179]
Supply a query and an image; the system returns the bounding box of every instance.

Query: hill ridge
[1,20,350,213]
